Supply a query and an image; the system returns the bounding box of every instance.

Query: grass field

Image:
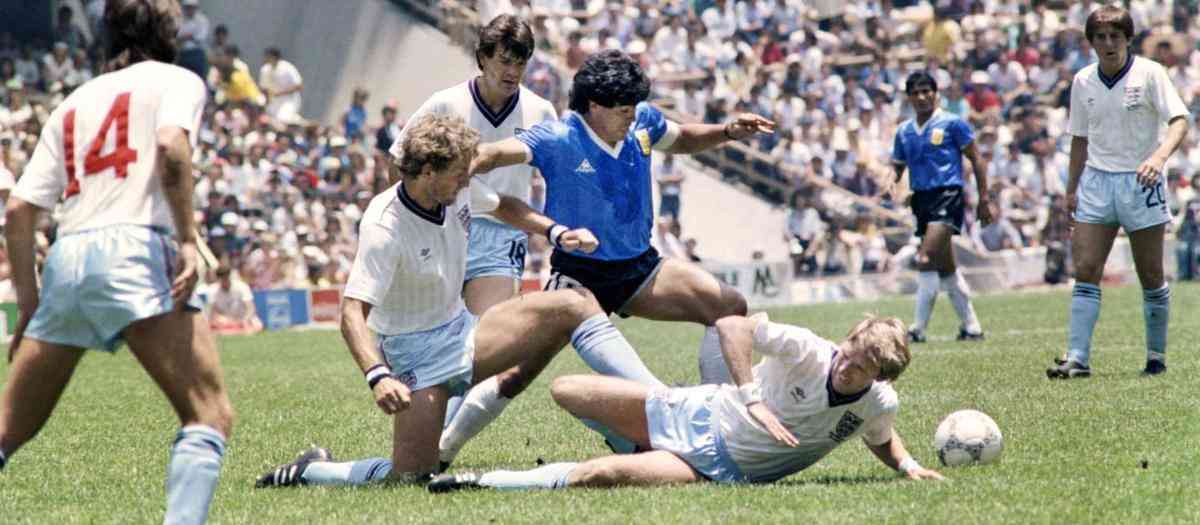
[1,283,1198,524]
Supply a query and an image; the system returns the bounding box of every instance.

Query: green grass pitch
[1,283,1197,523]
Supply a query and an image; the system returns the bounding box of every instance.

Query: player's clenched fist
[559,228,599,254]
[372,377,411,415]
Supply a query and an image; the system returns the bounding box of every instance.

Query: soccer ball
[933,409,1003,467]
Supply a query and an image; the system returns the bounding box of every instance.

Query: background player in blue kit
[889,71,993,344]
[470,49,774,450]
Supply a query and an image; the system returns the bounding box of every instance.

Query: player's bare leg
[463,276,518,316]
[622,258,746,384]
[0,339,85,463]
[123,309,233,525]
[1128,223,1169,375]
[925,223,982,340]
[389,385,451,479]
[549,375,654,449]
[1052,223,1119,378]
[566,450,702,487]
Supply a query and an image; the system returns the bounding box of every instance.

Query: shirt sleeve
[469,178,501,215]
[1150,63,1190,124]
[343,220,402,307]
[1067,75,1088,137]
[891,127,907,165]
[860,410,896,446]
[516,120,560,180]
[11,113,67,210]
[637,103,681,151]
[752,321,819,364]
[952,118,975,150]
[157,70,207,146]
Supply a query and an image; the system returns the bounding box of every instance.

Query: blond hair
[396,114,480,179]
[844,316,910,382]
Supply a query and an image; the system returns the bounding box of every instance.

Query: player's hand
[172,241,201,308]
[1065,192,1078,229]
[747,401,799,447]
[905,466,945,481]
[559,228,599,254]
[1136,156,1166,187]
[372,376,411,415]
[7,303,34,363]
[976,197,994,226]
[725,114,776,140]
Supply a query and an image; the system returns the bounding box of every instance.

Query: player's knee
[550,375,588,410]
[721,288,748,318]
[570,461,627,487]
[557,287,603,322]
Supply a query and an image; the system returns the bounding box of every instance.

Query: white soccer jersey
[1068,56,1190,173]
[344,180,500,335]
[389,80,556,220]
[13,61,205,235]
[714,322,898,483]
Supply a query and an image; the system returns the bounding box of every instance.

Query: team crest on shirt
[828,411,864,443]
[635,129,652,156]
[1123,86,1143,110]
[930,128,945,146]
[457,205,471,236]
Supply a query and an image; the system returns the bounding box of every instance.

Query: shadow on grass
[773,474,895,487]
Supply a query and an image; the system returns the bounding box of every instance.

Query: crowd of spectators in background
[3,0,1200,311]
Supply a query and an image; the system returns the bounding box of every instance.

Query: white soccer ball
[933,409,1003,467]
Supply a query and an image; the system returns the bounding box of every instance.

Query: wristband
[546,224,569,249]
[364,364,392,390]
[898,456,921,474]
[737,383,763,406]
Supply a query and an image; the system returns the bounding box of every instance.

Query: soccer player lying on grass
[257,113,656,487]
[428,313,943,491]
[466,49,775,453]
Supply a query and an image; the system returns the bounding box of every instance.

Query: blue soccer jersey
[518,102,679,261]
[891,109,974,192]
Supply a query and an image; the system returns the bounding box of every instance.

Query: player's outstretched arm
[471,138,532,176]
[492,195,598,254]
[665,114,775,154]
[340,297,411,415]
[865,429,944,481]
[716,313,798,447]
[4,197,43,361]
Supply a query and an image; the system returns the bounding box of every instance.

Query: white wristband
[547,224,569,249]
[364,364,392,390]
[898,456,921,474]
[737,383,763,406]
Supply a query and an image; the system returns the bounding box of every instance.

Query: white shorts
[25,225,202,352]
[1074,166,1172,232]
[645,385,748,483]
[465,218,527,281]
[377,307,476,396]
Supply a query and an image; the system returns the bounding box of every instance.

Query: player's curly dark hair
[904,71,938,95]
[475,14,534,70]
[1084,5,1134,43]
[568,50,651,115]
[102,0,180,72]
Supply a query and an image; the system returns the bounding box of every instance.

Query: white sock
[698,326,731,384]
[913,271,939,333]
[572,313,664,387]
[439,376,511,465]
[478,462,578,490]
[941,270,981,334]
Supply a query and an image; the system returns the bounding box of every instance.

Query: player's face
[479,47,528,99]
[588,103,637,144]
[831,347,881,394]
[906,85,937,117]
[1090,25,1129,71]
[428,156,473,206]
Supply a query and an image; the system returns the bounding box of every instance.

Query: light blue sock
[1067,283,1102,366]
[571,313,664,387]
[302,457,392,486]
[580,417,639,454]
[1143,285,1170,362]
[478,462,577,490]
[443,395,465,429]
[164,425,226,525]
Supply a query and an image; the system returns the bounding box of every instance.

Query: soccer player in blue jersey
[469,49,773,451]
[889,71,993,344]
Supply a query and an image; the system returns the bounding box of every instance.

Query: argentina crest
[636,129,651,156]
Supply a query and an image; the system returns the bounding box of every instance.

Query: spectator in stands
[0,80,33,133]
[204,265,263,335]
[1178,175,1200,280]
[260,47,304,123]
[177,0,211,80]
[786,190,825,276]
[343,87,369,142]
[1043,193,1072,284]
[53,5,89,52]
[13,45,39,89]
[922,8,961,63]
[42,42,75,90]
[971,205,1023,252]
[374,101,401,156]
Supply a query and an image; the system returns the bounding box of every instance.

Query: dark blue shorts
[911,185,965,237]
[544,247,664,316]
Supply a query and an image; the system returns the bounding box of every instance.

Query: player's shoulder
[361,185,404,233]
[1130,55,1168,77]
[1073,63,1098,83]
[868,381,900,412]
[430,80,473,104]
[518,85,554,110]
[530,114,573,140]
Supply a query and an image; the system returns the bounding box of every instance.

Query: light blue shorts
[378,308,476,396]
[1074,166,1172,232]
[645,385,747,483]
[25,225,202,352]
[466,218,527,281]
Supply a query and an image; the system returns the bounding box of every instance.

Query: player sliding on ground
[0,2,233,524]
[467,49,775,453]
[428,313,943,491]
[256,113,652,487]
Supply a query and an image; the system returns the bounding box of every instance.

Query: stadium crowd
[1,0,1200,310]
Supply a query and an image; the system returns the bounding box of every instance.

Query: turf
[1,283,1197,524]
